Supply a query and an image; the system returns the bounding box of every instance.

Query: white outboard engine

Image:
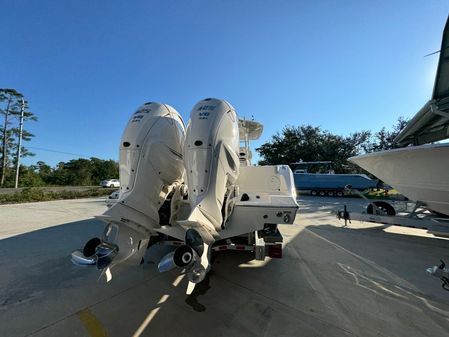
[107,102,185,227]
[180,98,240,243]
[157,98,241,292]
[72,102,186,272]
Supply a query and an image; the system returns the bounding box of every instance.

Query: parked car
[100,179,120,188]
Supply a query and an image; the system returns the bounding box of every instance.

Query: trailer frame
[336,187,449,236]
[155,228,284,260]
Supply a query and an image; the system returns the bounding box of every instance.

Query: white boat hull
[349,143,449,216]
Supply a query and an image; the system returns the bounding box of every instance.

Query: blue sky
[1,1,448,166]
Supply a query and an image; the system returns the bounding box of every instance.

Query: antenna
[424,45,449,57]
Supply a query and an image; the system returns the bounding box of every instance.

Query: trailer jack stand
[427,260,449,291]
[336,205,351,226]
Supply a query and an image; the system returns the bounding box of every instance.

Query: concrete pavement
[0,198,108,240]
[1,196,449,337]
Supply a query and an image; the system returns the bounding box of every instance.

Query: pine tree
[0,89,37,187]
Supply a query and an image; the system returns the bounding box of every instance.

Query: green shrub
[0,187,115,204]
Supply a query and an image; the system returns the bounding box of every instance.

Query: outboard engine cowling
[181,98,240,241]
[109,102,186,227]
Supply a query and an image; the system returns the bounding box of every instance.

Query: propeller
[157,229,211,293]
[71,237,118,270]
[72,224,149,285]
[157,243,199,272]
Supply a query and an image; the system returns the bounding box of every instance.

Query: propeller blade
[98,266,114,283]
[185,228,204,256]
[71,236,102,266]
[200,242,210,270]
[186,281,196,295]
[95,242,119,270]
[105,267,113,282]
[158,251,177,272]
[71,250,96,266]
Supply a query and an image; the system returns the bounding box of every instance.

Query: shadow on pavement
[0,218,105,308]
[304,224,449,300]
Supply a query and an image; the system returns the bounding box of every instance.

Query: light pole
[14,99,25,189]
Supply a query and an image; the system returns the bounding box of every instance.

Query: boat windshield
[291,161,334,174]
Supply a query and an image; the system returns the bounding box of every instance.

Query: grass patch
[0,187,114,204]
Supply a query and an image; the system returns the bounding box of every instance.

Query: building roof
[394,15,449,147]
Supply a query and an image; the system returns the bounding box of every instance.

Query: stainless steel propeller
[157,228,208,293]
[71,237,118,270]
